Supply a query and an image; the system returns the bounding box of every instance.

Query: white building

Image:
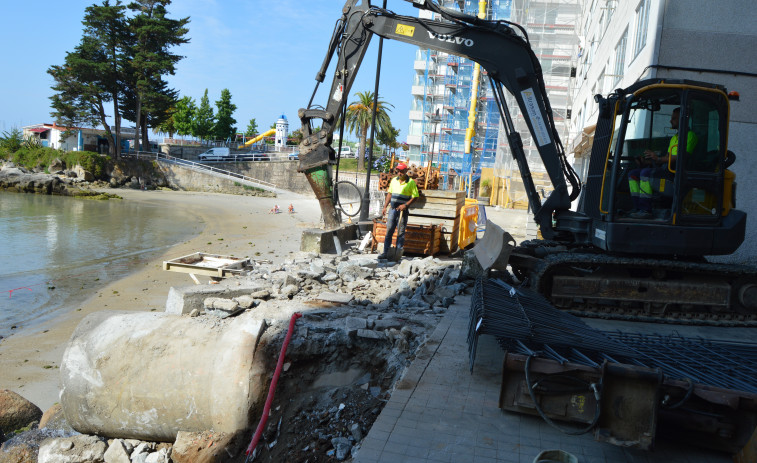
[570,0,757,261]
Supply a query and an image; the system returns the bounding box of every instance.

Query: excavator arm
[299,0,580,236]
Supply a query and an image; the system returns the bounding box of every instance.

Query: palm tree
[345,91,394,171]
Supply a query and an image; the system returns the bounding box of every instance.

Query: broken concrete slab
[316,292,355,304]
[165,281,268,315]
[300,224,358,254]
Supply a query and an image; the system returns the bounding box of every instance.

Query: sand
[0,188,323,412]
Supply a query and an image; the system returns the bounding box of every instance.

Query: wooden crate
[372,219,441,256]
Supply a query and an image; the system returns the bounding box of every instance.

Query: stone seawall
[157,160,314,197]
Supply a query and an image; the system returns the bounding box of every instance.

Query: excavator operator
[628,107,698,219]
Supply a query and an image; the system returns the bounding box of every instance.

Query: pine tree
[49,0,129,157]
[193,89,215,142]
[245,118,259,137]
[173,96,196,138]
[213,89,237,141]
[125,0,189,151]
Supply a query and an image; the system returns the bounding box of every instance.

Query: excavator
[296,0,757,324]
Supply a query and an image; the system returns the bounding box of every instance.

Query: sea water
[0,192,197,339]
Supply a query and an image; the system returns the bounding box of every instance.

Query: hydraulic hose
[245,312,303,459]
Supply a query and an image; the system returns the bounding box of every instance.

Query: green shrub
[10,148,110,179]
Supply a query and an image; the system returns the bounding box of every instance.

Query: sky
[0,0,420,143]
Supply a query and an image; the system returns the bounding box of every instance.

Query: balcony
[411,85,425,96]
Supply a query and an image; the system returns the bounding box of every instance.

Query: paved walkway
[354,296,733,463]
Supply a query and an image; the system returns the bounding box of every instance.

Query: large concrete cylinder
[60,310,267,441]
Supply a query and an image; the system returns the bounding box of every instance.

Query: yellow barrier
[458,201,479,250]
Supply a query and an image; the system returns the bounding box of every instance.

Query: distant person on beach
[288,204,294,214]
[269,205,280,214]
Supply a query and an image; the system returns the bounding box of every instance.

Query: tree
[125,0,189,151]
[245,118,259,137]
[173,95,196,137]
[152,105,177,138]
[345,91,394,171]
[49,0,129,158]
[213,89,237,141]
[193,89,215,141]
[377,123,400,154]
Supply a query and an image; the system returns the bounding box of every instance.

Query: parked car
[288,151,299,160]
[339,146,353,158]
[198,147,230,161]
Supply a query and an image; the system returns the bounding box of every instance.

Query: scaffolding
[491,0,581,208]
[407,0,512,191]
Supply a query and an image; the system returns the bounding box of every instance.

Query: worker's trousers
[384,207,409,249]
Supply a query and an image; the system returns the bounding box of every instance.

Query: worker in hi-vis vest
[378,163,419,259]
[628,107,697,219]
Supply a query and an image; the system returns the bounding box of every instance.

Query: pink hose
[246,312,302,456]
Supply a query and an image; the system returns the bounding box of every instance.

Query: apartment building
[406,0,511,185]
[570,0,757,260]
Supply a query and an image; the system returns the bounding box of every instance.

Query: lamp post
[426,109,441,189]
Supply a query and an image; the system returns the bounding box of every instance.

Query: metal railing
[123,151,279,192]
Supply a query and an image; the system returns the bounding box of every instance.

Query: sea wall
[158,160,314,196]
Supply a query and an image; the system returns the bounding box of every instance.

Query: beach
[0,188,322,411]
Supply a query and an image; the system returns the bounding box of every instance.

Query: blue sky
[0,0,419,143]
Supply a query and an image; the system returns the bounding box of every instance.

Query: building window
[613,28,627,86]
[633,0,650,57]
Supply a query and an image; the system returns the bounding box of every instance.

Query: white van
[339,146,353,157]
[198,147,230,161]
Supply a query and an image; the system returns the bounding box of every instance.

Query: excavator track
[509,243,757,326]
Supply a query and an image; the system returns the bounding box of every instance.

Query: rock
[350,423,363,441]
[0,390,43,434]
[356,329,384,340]
[38,405,74,434]
[0,443,35,462]
[49,158,65,172]
[73,165,94,182]
[373,318,402,331]
[104,439,131,463]
[250,289,270,299]
[172,431,234,463]
[38,435,107,463]
[144,448,170,463]
[330,437,351,460]
[233,295,256,309]
[344,317,367,333]
[279,284,300,298]
[460,249,485,280]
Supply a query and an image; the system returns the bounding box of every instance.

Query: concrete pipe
[60,310,267,442]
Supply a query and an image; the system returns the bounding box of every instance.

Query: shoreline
[0,188,320,411]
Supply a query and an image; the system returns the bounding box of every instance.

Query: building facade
[570,0,757,261]
[406,0,512,185]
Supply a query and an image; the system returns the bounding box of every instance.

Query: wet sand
[0,188,321,411]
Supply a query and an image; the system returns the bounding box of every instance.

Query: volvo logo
[427,31,474,47]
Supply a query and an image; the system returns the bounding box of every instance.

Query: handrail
[122,151,278,190]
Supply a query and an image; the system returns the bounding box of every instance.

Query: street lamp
[426,109,442,189]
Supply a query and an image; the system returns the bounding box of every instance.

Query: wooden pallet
[407,190,466,253]
[372,220,441,256]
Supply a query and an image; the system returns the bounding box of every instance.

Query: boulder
[171,431,235,463]
[49,158,65,172]
[37,435,107,463]
[73,165,94,182]
[38,404,74,434]
[0,390,42,434]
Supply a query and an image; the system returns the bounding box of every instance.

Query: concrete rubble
[1,250,478,462]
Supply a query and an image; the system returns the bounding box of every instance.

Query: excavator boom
[298,0,579,235]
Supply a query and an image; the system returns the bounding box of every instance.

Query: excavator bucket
[473,220,516,272]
